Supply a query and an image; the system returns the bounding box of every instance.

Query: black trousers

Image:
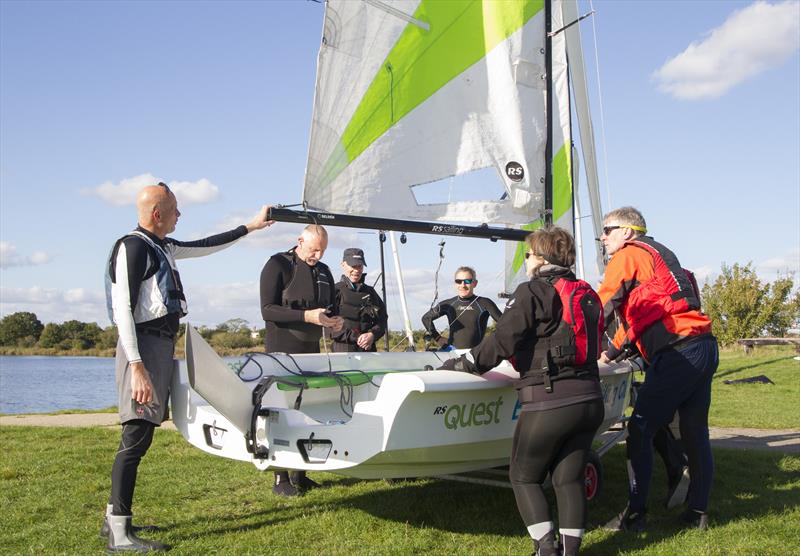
[509,398,604,529]
[110,419,156,515]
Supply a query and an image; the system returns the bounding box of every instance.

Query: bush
[702,262,799,346]
[0,312,44,346]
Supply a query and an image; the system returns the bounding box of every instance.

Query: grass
[0,426,798,555]
[708,346,799,429]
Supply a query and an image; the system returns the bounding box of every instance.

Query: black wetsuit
[421,295,502,349]
[461,267,604,540]
[330,275,387,352]
[259,248,337,354]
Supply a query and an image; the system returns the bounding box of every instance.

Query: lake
[0,355,118,414]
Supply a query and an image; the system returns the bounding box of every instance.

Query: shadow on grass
[337,477,524,536]
[586,446,799,554]
[333,446,799,549]
[714,355,795,380]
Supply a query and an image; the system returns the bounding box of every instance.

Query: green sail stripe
[317,0,544,186]
[510,143,572,275]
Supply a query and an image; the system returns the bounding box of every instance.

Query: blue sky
[1,0,798,334]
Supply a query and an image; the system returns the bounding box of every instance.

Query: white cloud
[0,286,107,325]
[81,173,219,206]
[653,1,800,99]
[0,242,51,269]
[756,247,800,279]
[690,265,714,284]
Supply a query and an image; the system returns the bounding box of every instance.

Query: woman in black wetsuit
[438,227,604,556]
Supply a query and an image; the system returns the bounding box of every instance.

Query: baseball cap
[343,247,367,267]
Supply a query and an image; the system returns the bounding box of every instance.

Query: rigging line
[429,240,447,310]
[589,0,612,210]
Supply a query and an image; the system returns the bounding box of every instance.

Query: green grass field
[1,425,798,556]
[1,345,798,554]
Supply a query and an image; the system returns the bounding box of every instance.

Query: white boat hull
[171,326,632,479]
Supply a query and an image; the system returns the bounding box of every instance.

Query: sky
[1,0,798,337]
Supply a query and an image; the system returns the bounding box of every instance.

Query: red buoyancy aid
[618,237,701,349]
[519,277,603,392]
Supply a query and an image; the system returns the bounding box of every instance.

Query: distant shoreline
[0,345,261,358]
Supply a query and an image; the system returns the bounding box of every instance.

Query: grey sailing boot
[106,514,168,553]
[100,504,161,539]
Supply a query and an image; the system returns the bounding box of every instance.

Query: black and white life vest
[105,231,187,324]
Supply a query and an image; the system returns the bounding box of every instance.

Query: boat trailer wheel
[584,451,603,502]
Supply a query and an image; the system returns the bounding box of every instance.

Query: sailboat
[171,0,634,481]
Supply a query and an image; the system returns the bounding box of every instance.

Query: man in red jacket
[598,207,718,532]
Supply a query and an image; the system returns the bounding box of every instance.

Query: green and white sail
[304,0,581,291]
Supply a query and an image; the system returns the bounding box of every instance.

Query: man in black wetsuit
[421,266,502,349]
[329,248,387,352]
[259,224,343,496]
[103,182,272,552]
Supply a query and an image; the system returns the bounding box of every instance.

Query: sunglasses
[454,278,474,285]
[602,225,622,236]
[525,252,545,260]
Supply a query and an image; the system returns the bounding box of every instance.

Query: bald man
[103,182,272,552]
[259,224,343,495]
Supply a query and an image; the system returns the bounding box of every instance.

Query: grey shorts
[116,334,176,425]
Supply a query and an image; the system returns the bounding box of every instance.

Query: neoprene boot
[106,514,167,553]
[272,471,299,497]
[680,508,709,530]
[603,505,646,532]
[533,531,558,556]
[290,470,320,492]
[665,466,690,509]
[560,534,582,556]
[100,504,160,539]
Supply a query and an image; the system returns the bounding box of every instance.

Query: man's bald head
[136,183,180,238]
[296,224,328,266]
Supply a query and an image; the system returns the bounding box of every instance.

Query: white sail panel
[504,0,573,293]
[304,0,549,226]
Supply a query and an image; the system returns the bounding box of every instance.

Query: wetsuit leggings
[509,399,604,530]
[110,419,155,515]
[626,335,718,512]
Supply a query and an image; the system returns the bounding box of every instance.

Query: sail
[303,0,584,293]
[305,0,553,226]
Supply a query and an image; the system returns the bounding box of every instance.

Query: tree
[0,312,44,346]
[217,318,251,334]
[701,263,799,346]
[39,323,65,348]
[97,326,119,350]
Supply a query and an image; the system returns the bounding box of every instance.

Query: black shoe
[106,515,168,553]
[665,466,690,509]
[290,471,320,492]
[604,505,647,532]
[680,508,709,530]
[532,530,557,556]
[272,471,300,497]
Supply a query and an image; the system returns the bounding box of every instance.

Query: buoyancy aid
[337,277,381,333]
[516,276,602,392]
[616,236,701,353]
[105,231,187,324]
[278,249,334,312]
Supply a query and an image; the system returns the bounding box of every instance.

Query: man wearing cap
[597,206,718,533]
[421,266,503,349]
[259,223,343,496]
[330,248,387,352]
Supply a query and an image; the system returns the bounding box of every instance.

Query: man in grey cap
[329,248,387,352]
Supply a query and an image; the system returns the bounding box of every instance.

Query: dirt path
[1,413,797,453]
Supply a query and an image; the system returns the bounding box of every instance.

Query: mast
[389,232,415,351]
[544,0,554,227]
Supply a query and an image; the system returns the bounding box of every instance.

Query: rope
[589,0,612,209]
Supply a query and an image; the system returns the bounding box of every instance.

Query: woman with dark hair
[438,226,604,556]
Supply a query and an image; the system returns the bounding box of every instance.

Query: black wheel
[584,450,603,503]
